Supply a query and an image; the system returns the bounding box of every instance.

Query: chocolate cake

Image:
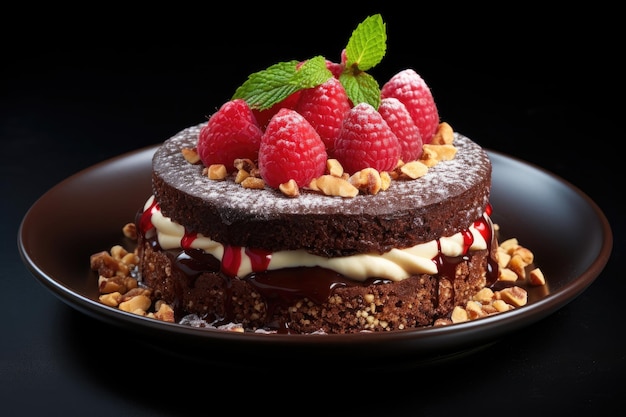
[90,15,547,334]
[134,123,499,334]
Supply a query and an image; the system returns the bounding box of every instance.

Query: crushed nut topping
[181,122,461,198]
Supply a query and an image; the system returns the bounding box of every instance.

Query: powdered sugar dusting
[153,122,491,221]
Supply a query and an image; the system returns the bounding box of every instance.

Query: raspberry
[325,49,348,78]
[294,77,352,153]
[380,69,440,144]
[325,60,344,79]
[197,99,263,172]
[378,97,423,162]
[333,103,401,174]
[251,91,302,131]
[258,108,327,189]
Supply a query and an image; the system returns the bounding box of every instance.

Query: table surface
[2,7,623,416]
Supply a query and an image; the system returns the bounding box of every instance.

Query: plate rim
[17,144,614,354]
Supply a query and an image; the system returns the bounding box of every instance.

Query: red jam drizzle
[474,204,492,243]
[139,198,159,234]
[139,203,499,332]
[181,229,197,249]
[221,245,241,277]
[461,229,474,254]
[197,245,272,278]
[245,247,272,272]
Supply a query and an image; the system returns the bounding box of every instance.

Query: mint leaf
[344,14,386,72]
[339,14,386,108]
[231,15,388,112]
[232,56,332,110]
[340,71,381,109]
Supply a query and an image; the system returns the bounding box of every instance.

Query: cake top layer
[153,123,491,221]
[150,123,492,257]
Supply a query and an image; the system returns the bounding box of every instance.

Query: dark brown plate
[17,145,612,368]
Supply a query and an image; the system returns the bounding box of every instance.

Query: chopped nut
[315,175,359,197]
[497,286,528,307]
[513,246,534,264]
[122,223,137,240]
[529,267,546,286]
[498,267,519,282]
[234,169,250,184]
[465,300,487,319]
[98,275,128,294]
[121,252,138,266]
[122,287,152,300]
[473,287,495,303]
[492,299,511,312]
[99,292,123,307]
[326,159,344,177]
[430,122,454,145]
[241,176,265,189]
[419,146,439,167]
[434,318,453,326]
[481,304,499,315]
[181,147,201,164]
[122,276,138,291]
[423,144,457,161]
[508,254,527,279]
[207,164,228,180]
[118,294,152,313]
[90,251,120,278]
[499,238,519,252]
[380,171,392,190]
[399,160,429,179]
[279,179,300,197]
[153,302,176,322]
[308,177,320,191]
[451,306,469,323]
[348,168,382,194]
[234,158,256,173]
[497,247,512,268]
[110,245,128,260]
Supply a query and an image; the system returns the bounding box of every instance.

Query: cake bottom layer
[138,239,492,334]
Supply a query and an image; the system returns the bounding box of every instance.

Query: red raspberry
[378,97,423,162]
[197,99,263,172]
[325,49,348,78]
[251,91,302,131]
[294,77,352,153]
[325,60,344,79]
[380,69,440,144]
[333,103,401,174]
[258,108,327,189]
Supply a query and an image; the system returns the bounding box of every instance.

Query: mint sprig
[232,56,332,111]
[232,14,387,110]
[340,71,381,109]
[344,14,386,73]
[341,13,386,108]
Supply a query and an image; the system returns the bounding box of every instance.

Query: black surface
[2,6,622,417]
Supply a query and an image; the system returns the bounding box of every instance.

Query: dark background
[2,4,622,416]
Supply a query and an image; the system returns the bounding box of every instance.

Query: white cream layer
[144,195,489,282]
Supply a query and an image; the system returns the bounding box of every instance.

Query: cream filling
[144,195,488,282]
